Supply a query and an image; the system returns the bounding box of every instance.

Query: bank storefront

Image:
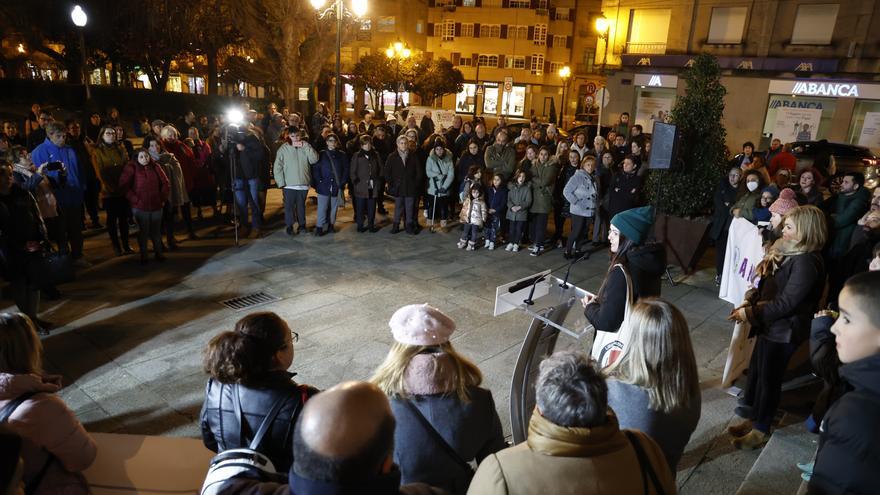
[631,74,679,132]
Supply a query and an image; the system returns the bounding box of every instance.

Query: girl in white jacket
[458,184,488,251]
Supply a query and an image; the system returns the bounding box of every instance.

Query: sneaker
[530,247,543,257]
[797,461,814,474]
[457,240,467,249]
[801,472,812,482]
[505,243,514,251]
[488,242,495,251]
[512,244,520,252]
[440,220,448,228]
[466,243,475,251]
[426,219,434,226]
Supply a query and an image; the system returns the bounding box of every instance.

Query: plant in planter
[646,53,727,272]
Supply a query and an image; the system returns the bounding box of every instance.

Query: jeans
[233,178,262,229]
[316,194,340,229]
[282,188,309,229]
[133,208,163,256]
[529,213,549,248]
[355,197,377,228]
[393,197,416,227]
[104,196,131,251]
[56,204,84,259]
[510,220,526,244]
[567,215,593,253]
[461,223,479,242]
[485,214,501,242]
[742,337,798,433]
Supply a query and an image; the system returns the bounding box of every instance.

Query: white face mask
[746,181,759,192]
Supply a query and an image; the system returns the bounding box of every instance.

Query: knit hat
[769,188,798,216]
[432,137,447,150]
[610,206,655,245]
[389,303,456,346]
[762,186,779,199]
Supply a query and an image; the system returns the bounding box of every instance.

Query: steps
[735,423,818,495]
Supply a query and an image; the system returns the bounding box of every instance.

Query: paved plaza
[22,192,803,494]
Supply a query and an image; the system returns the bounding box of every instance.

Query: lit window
[480,24,501,38]
[509,0,529,8]
[505,56,526,69]
[510,25,529,39]
[553,35,567,47]
[478,54,499,68]
[463,0,476,6]
[533,24,547,46]
[549,62,565,73]
[443,19,455,41]
[554,8,570,20]
[530,53,544,75]
[791,4,838,45]
[536,0,547,8]
[458,58,474,67]
[461,23,474,37]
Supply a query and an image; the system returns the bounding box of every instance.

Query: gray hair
[46,122,66,135]
[535,350,607,428]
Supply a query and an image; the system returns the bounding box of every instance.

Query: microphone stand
[523,274,547,306]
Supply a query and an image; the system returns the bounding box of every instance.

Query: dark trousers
[162,203,177,245]
[133,208,163,256]
[83,185,101,225]
[57,205,84,259]
[742,337,798,433]
[11,279,39,321]
[529,213,549,247]
[180,202,195,234]
[567,215,593,253]
[715,229,729,277]
[593,206,609,242]
[510,220,526,244]
[355,197,377,228]
[282,188,309,228]
[105,196,131,250]
[426,195,449,221]
[393,197,416,227]
[552,210,568,242]
[461,223,479,242]
[485,215,501,242]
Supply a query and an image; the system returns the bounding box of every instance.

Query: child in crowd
[484,173,507,251]
[753,187,777,224]
[506,170,532,252]
[459,164,483,203]
[458,184,487,251]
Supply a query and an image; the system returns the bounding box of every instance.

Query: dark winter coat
[236,134,268,181]
[607,171,642,218]
[553,163,577,216]
[710,178,741,241]
[383,151,424,198]
[207,468,446,495]
[809,353,880,495]
[200,371,319,475]
[827,188,871,259]
[486,185,508,218]
[118,160,170,212]
[484,144,516,181]
[506,181,532,222]
[350,149,383,199]
[456,153,484,184]
[809,315,849,425]
[796,186,823,207]
[730,189,761,224]
[585,243,666,333]
[0,184,45,282]
[313,149,350,197]
[744,251,826,344]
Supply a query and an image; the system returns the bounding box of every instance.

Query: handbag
[402,399,475,482]
[200,384,308,494]
[26,247,75,290]
[590,263,634,369]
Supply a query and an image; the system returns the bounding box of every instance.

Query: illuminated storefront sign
[769,80,880,100]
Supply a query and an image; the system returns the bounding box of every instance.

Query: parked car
[790,140,878,189]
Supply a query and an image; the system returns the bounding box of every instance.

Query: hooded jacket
[506,181,532,222]
[563,169,597,218]
[585,243,666,333]
[0,373,97,494]
[426,149,455,197]
[30,138,84,208]
[459,196,488,227]
[809,354,880,495]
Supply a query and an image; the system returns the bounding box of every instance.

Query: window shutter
[452,52,461,65]
[566,35,573,49]
[428,0,435,6]
[455,23,462,36]
[498,54,505,68]
[547,36,553,48]
[502,0,509,8]
[525,55,532,69]
[530,0,538,8]
[472,53,479,66]
[500,25,508,38]
[528,26,535,40]
[549,7,556,18]
[475,0,482,6]
[474,23,481,37]
[544,60,551,73]
[428,23,435,35]
[456,0,463,5]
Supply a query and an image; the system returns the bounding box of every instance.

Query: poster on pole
[634,96,673,130]
[772,107,821,143]
[719,218,764,388]
[857,112,880,150]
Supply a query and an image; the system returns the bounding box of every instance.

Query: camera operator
[232,127,268,238]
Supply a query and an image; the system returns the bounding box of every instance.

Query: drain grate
[220,291,281,311]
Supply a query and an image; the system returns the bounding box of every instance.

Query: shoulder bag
[590,263,634,369]
[623,430,666,495]
[402,399,475,482]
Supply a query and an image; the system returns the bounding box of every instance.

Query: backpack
[200,384,309,494]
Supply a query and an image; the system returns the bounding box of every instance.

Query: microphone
[559,244,605,288]
[508,274,546,294]
[523,275,547,306]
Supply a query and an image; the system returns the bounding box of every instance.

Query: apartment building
[596,0,880,152]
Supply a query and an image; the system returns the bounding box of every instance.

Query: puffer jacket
[274,141,318,188]
[460,197,488,227]
[90,141,129,198]
[200,371,319,474]
[529,163,559,214]
[563,169,597,218]
[312,148,350,197]
[506,181,532,222]
[426,149,455,197]
[119,160,170,211]
[0,373,97,494]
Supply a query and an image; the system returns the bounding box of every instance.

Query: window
[360,19,371,31]
[549,61,565,73]
[707,7,747,44]
[533,24,547,46]
[554,8,570,20]
[509,25,529,39]
[478,54,499,68]
[458,57,474,67]
[791,4,838,45]
[377,16,395,33]
[505,56,526,69]
[461,23,474,37]
[536,0,548,8]
[442,19,455,41]
[416,21,424,34]
[553,35,567,47]
[433,23,442,37]
[463,0,476,5]
[482,0,502,6]
[509,0,529,7]
[626,9,671,54]
[480,24,501,38]
[531,53,544,75]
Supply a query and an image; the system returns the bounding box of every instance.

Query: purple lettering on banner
[738,258,748,278]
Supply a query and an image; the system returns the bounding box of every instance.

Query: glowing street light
[314,0,369,114]
[70,5,90,100]
[71,5,88,27]
[558,65,571,126]
[595,15,609,35]
[386,41,412,110]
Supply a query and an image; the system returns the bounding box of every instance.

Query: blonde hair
[160,125,179,140]
[0,313,43,375]
[605,299,699,413]
[370,342,483,402]
[784,205,827,252]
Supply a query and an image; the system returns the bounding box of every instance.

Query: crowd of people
[1,101,879,494]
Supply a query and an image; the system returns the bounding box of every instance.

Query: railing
[624,42,667,54]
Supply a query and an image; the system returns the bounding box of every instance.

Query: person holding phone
[274,127,318,235]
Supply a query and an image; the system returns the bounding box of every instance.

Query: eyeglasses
[291,331,299,343]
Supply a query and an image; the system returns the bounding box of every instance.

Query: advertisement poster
[772,107,822,143]
[635,96,672,130]
[857,112,880,150]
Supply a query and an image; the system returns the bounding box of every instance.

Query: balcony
[624,42,666,54]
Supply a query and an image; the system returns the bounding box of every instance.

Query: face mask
[746,181,759,192]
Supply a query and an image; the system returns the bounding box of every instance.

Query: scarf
[755,238,810,279]
[148,149,161,161]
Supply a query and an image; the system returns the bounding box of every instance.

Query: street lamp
[70,5,90,100]
[594,14,610,138]
[313,0,368,115]
[386,41,411,110]
[558,65,571,127]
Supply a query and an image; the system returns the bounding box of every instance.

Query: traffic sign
[503,76,514,92]
[596,87,610,107]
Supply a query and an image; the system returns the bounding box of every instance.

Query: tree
[409,57,464,107]
[0,1,84,83]
[190,0,243,95]
[646,53,727,217]
[228,0,351,110]
[349,54,396,113]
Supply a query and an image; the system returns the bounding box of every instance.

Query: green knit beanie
[610,206,655,244]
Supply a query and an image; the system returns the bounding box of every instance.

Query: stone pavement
[19,191,773,494]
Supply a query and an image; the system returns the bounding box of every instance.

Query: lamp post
[312,0,368,115]
[594,15,610,139]
[385,41,411,111]
[558,65,570,127]
[70,5,90,100]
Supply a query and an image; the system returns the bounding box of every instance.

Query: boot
[466,241,475,251]
[727,420,753,438]
[732,429,768,450]
[457,239,467,249]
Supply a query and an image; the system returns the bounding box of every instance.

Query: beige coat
[460,197,488,227]
[468,410,676,495]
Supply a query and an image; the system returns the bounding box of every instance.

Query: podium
[495,270,593,444]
